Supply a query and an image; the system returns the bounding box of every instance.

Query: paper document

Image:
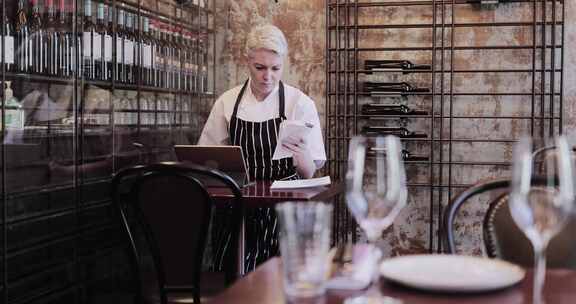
[272,120,313,160]
[270,176,331,189]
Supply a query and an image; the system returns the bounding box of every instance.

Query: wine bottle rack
[0,0,215,303]
[326,0,565,252]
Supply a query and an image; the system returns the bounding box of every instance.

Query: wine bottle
[150,20,160,87]
[164,25,174,89]
[368,148,429,162]
[361,104,427,116]
[15,0,29,73]
[105,4,113,81]
[56,0,70,77]
[157,21,167,88]
[173,27,183,91]
[141,16,154,86]
[363,82,430,95]
[361,126,427,138]
[190,33,198,92]
[199,37,208,93]
[115,9,125,83]
[180,30,189,91]
[467,0,503,4]
[170,26,179,90]
[72,0,81,75]
[29,0,44,74]
[164,24,175,89]
[157,22,167,88]
[82,0,98,80]
[95,2,109,80]
[44,0,58,75]
[364,60,430,74]
[2,9,15,72]
[182,30,194,92]
[124,12,135,84]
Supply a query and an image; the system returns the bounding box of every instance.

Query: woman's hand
[282,135,316,179]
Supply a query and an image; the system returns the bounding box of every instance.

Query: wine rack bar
[0,0,215,303]
[326,0,564,253]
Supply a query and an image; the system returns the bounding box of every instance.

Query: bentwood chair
[443,177,576,269]
[111,162,243,304]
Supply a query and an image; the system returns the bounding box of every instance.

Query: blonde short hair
[245,24,288,57]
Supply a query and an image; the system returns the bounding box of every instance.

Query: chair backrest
[443,177,576,269]
[484,191,576,268]
[111,162,243,304]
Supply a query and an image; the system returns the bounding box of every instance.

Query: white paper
[272,120,314,160]
[270,176,331,190]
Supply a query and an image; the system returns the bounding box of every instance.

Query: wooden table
[208,181,344,275]
[209,180,343,207]
[207,257,576,304]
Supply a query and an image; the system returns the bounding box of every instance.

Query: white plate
[379,254,525,292]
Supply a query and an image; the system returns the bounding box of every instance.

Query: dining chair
[111,161,243,304]
[443,177,576,269]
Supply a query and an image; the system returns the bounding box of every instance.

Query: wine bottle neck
[84,0,92,17]
[96,3,104,21]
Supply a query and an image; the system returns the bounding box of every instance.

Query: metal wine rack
[326,0,565,252]
[0,0,215,303]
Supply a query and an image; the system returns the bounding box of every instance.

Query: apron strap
[231,80,250,119]
[279,81,286,120]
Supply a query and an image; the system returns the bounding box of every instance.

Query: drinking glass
[344,135,407,304]
[509,136,575,304]
[276,201,333,299]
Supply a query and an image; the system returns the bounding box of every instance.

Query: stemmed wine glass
[344,135,407,304]
[509,136,575,304]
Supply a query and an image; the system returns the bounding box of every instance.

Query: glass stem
[533,243,547,304]
[366,243,383,296]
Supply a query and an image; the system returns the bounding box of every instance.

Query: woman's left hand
[282,135,316,179]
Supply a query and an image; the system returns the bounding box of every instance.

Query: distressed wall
[213,0,576,257]
[213,0,326,116]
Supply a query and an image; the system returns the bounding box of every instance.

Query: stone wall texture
[213,0,576,257]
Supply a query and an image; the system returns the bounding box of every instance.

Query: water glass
[276,201,333,298]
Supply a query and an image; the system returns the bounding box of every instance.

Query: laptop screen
[174,145,250,186]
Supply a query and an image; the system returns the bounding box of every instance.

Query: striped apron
[213,80,298,274]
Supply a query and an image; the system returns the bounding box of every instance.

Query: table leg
[238,214,245,276]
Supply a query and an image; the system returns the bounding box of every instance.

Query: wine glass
[344,135,407,304]
[509,136,575,304]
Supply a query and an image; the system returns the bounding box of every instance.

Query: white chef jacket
[198,79,327,168]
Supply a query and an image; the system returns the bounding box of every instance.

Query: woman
[198,24,326,271]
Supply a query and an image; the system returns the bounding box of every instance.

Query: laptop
[174,145,252,188]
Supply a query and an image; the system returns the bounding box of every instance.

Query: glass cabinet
[0,0,215,302]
